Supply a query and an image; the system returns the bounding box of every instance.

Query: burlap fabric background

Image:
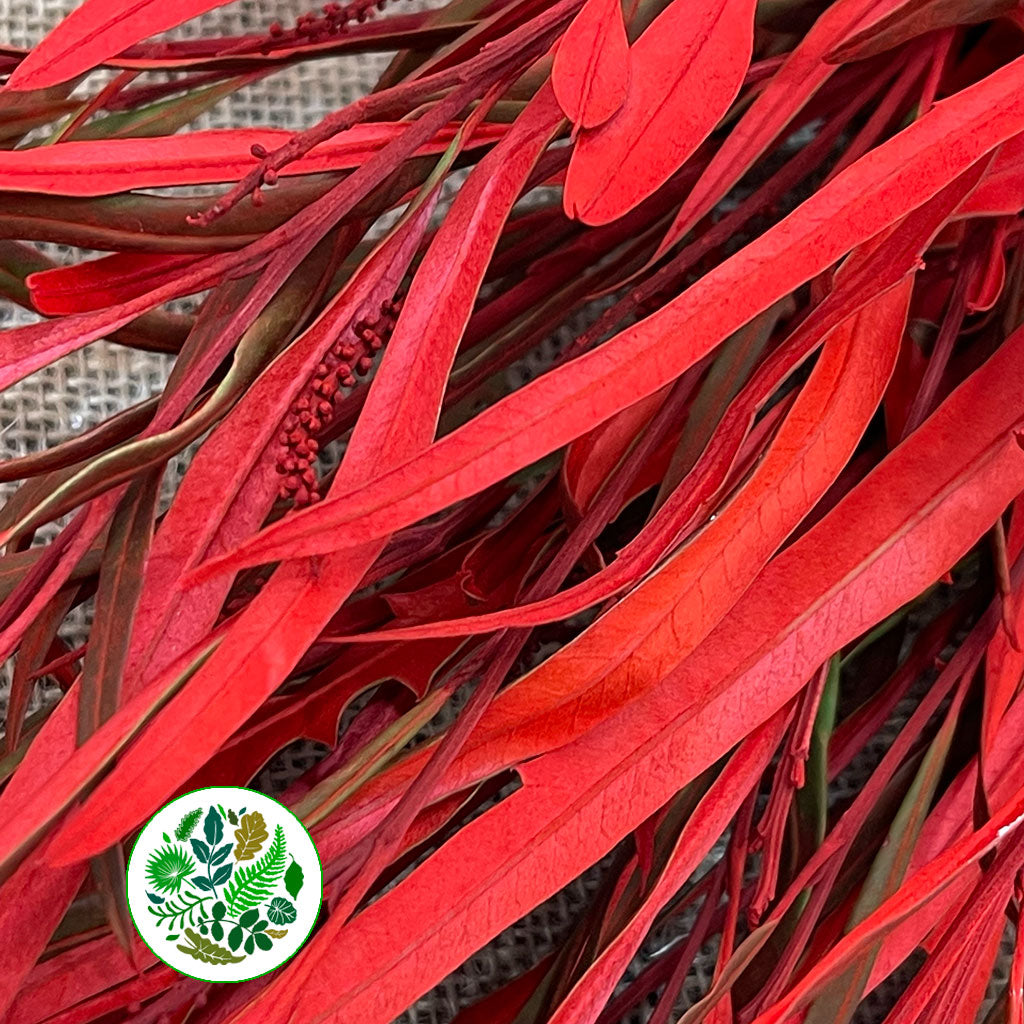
[0,3,1010,1021]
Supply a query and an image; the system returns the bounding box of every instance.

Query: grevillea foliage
[4,0,1024,1021]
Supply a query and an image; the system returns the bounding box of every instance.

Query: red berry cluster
[275,299,402,507]
[266,0,403,44]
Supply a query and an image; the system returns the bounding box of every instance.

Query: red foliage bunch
[4,0,1024,1021]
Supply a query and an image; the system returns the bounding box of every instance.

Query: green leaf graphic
[266,897,296,925]
[227,809,239,826]
[284,858,304,900]
[228,926,243,952]
[223,825,286,916]
[265,928,288,939]
[210,842,233,865]
[233,811,268,862]
[204,806,223,846]
[145,844,196,895]
[174,808,203,842]
[211,862,234,886]
[254,932,273,951]
[147,890,210,930]
[176,927,245,965]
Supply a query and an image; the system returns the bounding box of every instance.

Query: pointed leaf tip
[7,0,237,92]
[564,0,757,224]
[552,0,630,130]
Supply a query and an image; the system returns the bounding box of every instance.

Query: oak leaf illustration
[233,811,268,861]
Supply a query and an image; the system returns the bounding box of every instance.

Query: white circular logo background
[127,786,322,983]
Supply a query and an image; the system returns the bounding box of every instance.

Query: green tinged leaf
[176,926,246,965]
[805,658,969,1024]
[223,826,287,916]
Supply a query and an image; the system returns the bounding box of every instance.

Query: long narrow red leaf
[191,52,1024,575]
[8,0,242,91]
[0,124,507,196]
[223,314,1024,1024]
[658,0,879,249]
[14,90,563,870]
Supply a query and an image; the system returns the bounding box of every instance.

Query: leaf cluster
[5,0,1024,1022]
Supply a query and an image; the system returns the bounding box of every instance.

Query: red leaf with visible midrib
[958,131,1024,217]
[3,933,156,1024]
[0,124,508,197]
[293,259,924,859]
[328,246,919,646]
[826,0,1019,63]
[563,0,756,224]
[25,91,562,870]
[28,252,206,315]
[981,497,1024,779]
[6,0,238,91]
[658,0,879,249]
[0,93,479,878]
[191,52,1024,577]
[552,0,629,130]
[231,319,1024,1024]
[546,710,790,1024]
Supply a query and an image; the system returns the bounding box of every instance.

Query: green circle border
[126,785,324,984]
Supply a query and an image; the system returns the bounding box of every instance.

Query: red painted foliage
[3,2,1024,1023]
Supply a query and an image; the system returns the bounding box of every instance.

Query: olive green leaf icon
[176,927,245,965]
[233,811,268,861]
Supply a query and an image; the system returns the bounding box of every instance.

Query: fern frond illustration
[223,825,286,916]
[147,889,210,929]
[145,844,196,895]
[174,808,203,841]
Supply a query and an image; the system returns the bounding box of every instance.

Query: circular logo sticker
[126,786,322,982]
